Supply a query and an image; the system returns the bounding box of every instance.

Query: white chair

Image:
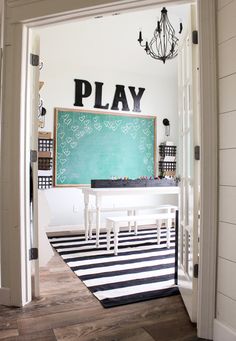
[106,205,177,255]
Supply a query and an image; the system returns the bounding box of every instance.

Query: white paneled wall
[219,150,236,186]
[217,0,236,336]
[217,0,234,10]
[217,293,236,331]
[218,37,236,78]
[218,1,236,44]
[219,112,236,148]
[218,222,236,262]
[219,74,236,113]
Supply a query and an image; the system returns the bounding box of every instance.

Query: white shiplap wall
[217,0,236,335]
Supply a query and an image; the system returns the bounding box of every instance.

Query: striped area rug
[48,226,179,308]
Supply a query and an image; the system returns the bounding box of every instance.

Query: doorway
[0,1,217,339]
[33,1,184,312]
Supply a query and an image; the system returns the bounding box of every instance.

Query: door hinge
[29,248,38,260]
[194,145,200,160]
[194,263,199,278]
[192,30,198,44]
[30,150,37,163]
[30,53,39,66]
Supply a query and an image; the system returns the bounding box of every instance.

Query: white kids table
[81,186,179,245]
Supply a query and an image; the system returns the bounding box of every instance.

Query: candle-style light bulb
[145,41,149,53]
[138,30,143,44]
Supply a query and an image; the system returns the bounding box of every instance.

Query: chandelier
[138,7,183,64]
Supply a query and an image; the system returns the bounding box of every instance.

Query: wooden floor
[0,243,207,341]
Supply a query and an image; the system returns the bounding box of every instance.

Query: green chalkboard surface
[54,108,156,186]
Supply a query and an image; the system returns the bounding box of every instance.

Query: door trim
[197,0,218,339]
[1,0,217,339]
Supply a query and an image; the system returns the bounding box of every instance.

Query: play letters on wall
[74,79,145,113]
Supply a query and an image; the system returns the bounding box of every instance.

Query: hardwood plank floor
[0,240,207,341]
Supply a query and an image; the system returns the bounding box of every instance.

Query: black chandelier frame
[138,7,183,64]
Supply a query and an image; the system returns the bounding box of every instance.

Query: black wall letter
[128,86,145,112]
[111,85,130,111]
[74,79,92,107]
[94,82,109,110]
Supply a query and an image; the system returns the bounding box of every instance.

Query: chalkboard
[54,108,156,186]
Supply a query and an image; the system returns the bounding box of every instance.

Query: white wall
[215,1,236,339]
[36,8,180,230]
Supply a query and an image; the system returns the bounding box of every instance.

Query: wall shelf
[158,143,176,177]
[38,132,53,187]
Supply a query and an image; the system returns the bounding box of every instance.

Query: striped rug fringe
[49,226,179,308]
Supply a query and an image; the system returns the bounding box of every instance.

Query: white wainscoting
[219,112,236,149]
[214,319,236,341]
[217,258,236,301]
[218,222,236,262]
[216,293,236,331]
[219,74,236,113]
[219,186,236,225]
[217,0,236,337]
[220,150,236,186]
[218,1,236,43]
[218,36,236,78]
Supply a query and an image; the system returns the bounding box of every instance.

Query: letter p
[74,79,92,107]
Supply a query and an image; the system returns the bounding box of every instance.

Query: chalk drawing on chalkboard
[54,108,157,187]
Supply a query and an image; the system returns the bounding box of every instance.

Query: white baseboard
[46,222,156,233]
[46,224,84,232]
[46,225,111,232]
[214,319,236,341]
[0,287,10,305]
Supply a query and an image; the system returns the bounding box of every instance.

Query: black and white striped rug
[49,227,179,308]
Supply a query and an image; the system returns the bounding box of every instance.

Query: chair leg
[166,224,171,248]
[114,224,119,255]
[128,210,132,232]
[157,219,161,244]
[107,222,111,251]
[134,210,138,235]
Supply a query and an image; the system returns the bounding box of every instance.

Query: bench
[88,205,163,239]
[106,206,177,255]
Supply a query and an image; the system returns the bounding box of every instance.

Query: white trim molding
[5,0,190,25]
[1,1,218,340]
[214,319,236,341]
[197,0,218,340]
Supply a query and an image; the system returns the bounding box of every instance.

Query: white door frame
[0,0,217,339]
[196,1,218,339]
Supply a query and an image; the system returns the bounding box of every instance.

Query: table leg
[83,192,89,241]
[174,210,179,285]
[96,195,102,247]
[167,207,172,248]
[88,210,93,239]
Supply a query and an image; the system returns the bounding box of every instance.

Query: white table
[81,186,179,245]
